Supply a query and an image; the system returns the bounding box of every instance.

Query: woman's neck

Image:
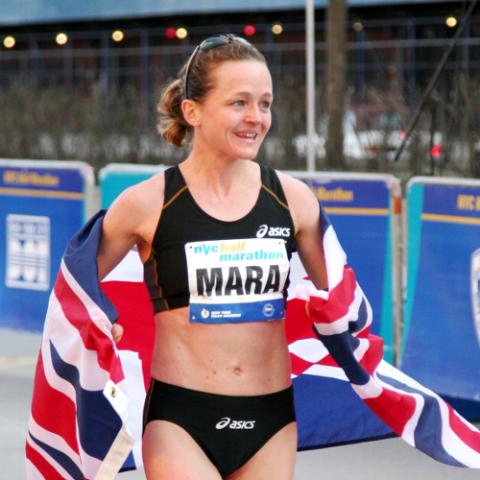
[180,154,255,197]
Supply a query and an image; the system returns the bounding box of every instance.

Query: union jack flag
[26,208,480,479]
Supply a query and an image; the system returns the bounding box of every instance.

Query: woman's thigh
[227,421,297,480]
[142,420,222,480]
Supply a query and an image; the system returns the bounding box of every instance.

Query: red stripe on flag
[290,354,316,376]
[26,441,66,480]
[101,281,155,391]
[54,270,124,384]
[358,335,384,375]
[309,267,357,325]
[30,352,80,454]
[285,299,317,343]
[317,355,338,367]
[447,405,480,453]
[365,387,417,436]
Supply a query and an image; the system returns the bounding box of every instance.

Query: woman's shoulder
[274,169,317,203]
[115,169,165,211]
[105,169,166,230]
[273,169,320,229]
[103,169,167,247]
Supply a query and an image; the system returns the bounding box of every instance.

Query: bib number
[185,238,289,323]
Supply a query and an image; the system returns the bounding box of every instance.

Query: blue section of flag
[294,374,393,449]
[63,209,118,324]
[49,341,123,459]
[121,451,137,471]
[378,373,464,467]
[316,332,370,386]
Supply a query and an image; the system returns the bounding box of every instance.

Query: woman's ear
[181,99,200,127]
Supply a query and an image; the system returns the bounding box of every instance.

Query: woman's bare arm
[277,172,328,290]
[97,173,164,280]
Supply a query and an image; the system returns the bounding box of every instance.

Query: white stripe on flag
[351,376,382,399]
[322,225,347,290]
[41,330,77,405]
[302,363,349,381]
[28,416,82,472]
[60,260,113,335]
[45,291,111,390]
[25,458,45,480]
[117,350,147,468]
[313,282,365,336]
[288,338,329,363]
[103,249,144,283]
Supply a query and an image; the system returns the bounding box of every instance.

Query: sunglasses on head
[183,34,253,100]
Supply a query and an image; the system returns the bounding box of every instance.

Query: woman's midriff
[150,306,292,396]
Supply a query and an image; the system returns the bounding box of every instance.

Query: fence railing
[0,19,479,175]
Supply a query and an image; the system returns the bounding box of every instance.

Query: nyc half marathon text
[185,238,290,298]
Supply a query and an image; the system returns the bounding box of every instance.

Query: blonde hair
[157,37,266,148]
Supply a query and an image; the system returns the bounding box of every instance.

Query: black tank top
[144,164,295,313]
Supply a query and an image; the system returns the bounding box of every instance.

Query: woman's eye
[233,100,245,106]
[260,101,271,110]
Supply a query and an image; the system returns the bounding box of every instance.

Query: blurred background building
[0,0,478,177]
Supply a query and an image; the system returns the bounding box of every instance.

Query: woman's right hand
[112,323,124,343]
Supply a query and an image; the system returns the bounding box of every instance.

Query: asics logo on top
[256,224,291,238]
[215,417,256,430]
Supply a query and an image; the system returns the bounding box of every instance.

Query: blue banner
[289,172,400,363]
[0,160,93,331]
[402,178,480,417]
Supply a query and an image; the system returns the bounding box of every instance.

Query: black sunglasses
[183,34,253,100]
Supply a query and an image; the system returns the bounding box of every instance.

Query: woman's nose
[245,105,261,123]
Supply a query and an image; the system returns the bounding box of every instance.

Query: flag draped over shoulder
[26,207,480,479]
[25,211,136,480]
[287,208,480,467]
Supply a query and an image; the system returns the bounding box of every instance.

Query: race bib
[185,238,289,323]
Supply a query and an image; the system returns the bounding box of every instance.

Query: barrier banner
[402,177,480,418]
[287,172,401,363]
[0,159,93,331]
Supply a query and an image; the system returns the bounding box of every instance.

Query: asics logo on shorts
[215,417,256,430]
[256,224,291,238]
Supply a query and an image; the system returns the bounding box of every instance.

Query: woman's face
[191,59,273,161]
